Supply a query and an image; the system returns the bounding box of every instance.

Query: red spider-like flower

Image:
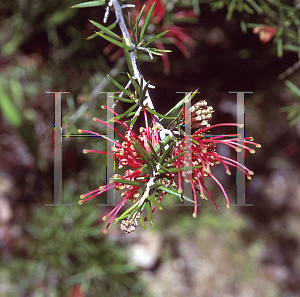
[78,106,174,233]
[79,101,260,233]
[172,100,260,217]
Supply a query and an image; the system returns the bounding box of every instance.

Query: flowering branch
[72,1,261,234]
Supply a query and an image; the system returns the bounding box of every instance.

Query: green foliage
[200,0,300,124]
[3,206,146,296]
[281,80,300,126]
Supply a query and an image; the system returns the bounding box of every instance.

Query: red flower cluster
[79,102,260,233]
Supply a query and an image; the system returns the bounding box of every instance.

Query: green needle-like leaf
[140,216,146,229]
[115,103,138,120]
[130,110,140,127]
[131,139,149,162]
[144,30,170,47]
[115,200,141,222]
[107,75,132,97]
[112,178,140,187]
[96,32,123,48]
[147,194,163,210]
[147,140,159,162]
[140,2,156,40]
[111,96,133,103]
[277,37,283,58]
[146,201,154,226]
[164,90,198,117]
[122,37,134,75]
[145,106,175,119]
[90,20,122,40]
[127,73,140,95]
[167,151,185,165]
[284,80,300,98]
[157,185,194,203]
[246,0,263,14]
[135,4,146,39]
[71,0,105,8]
[159,140,176,164]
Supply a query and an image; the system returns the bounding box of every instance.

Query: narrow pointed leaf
[246,0,263,14]
[140,2,156,40]
[139,180,146,192]
[145,106,175,119]
[158,141,165,154]
[131,139,149,162]
[112,178,140,187]
[127,73,140,95]
[167,151,185,164]
[167,165,203,173]
[144,30,170,47]
[71,0,105,8]
[147,195,163,210]
[122,37,134,75]
[86,33,98,40]
[115,103,138,120]
[107,75,131,97]
[90,20,121,40]
[164,89,198,116]
[147,140,159,161]
[130,110,140,127]
[96,32,123,48]
[157,185,194,203]
[140,216,146,229]
[134,4,146,38]
[284,80,300,98]
[115,200,140,222]
[146,201,154,226]
[159,140,176,164]
[111,96,133,103]
[277,38,283,58]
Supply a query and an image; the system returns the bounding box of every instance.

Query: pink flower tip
[193,213,197,218]
[83,149,87,154]
[250,149,256,154]
[102,216,107,221]
[178,189,183,194]
[256,144,261,148]
[103,229,108,234]
[78,129,82,133]
[226,170,231,175]
[78,201,84,205]
[226,204,230,209]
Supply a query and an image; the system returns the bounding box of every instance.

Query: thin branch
[111,0,161,123]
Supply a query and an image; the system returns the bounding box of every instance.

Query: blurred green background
[1,0,300,296]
